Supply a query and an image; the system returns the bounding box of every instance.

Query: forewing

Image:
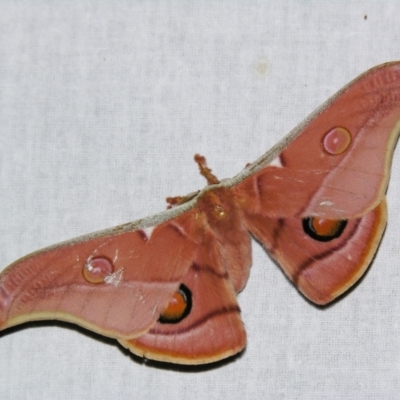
[233,62,400,219]
[0,210,199,339]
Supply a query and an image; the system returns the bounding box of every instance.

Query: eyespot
[322,127,352,155]
[159,284,192,324]
[303,217,347,242]
[83,257,114,284]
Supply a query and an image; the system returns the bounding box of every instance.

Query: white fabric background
[1,1,400,398]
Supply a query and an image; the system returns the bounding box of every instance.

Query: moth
[1,62,400,365]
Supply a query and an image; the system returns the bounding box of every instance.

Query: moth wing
[230,62,400,304]
[0,209,199,340]
[120,231,247,364]
[244,200,387,305]
[233,61,400,219]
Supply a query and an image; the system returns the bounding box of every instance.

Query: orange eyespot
[303,217,347,242]
[312,218,342,236]
[159,284,192,324]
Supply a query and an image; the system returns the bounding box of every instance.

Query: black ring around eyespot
[302,218,348,242]
[158,284,193,324]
